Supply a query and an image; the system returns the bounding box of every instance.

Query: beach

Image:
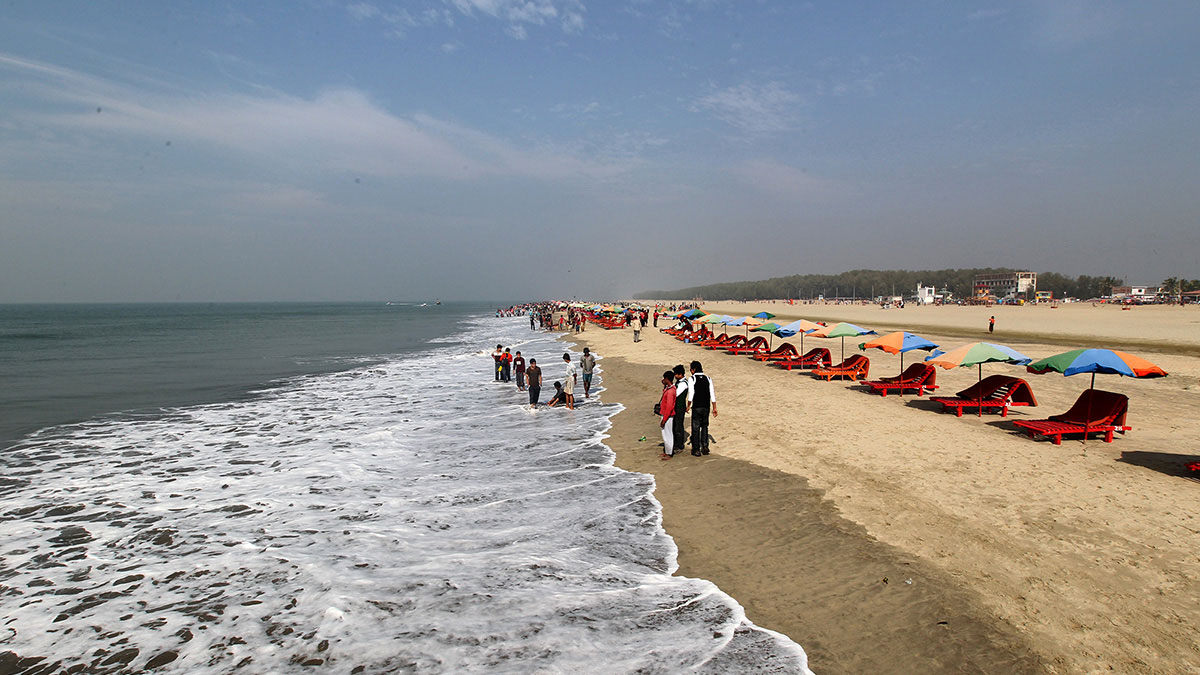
[574,302,1200,674]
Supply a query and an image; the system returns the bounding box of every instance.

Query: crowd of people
[489,324,596,411]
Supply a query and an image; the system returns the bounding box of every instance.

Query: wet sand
[570,303,1200,674]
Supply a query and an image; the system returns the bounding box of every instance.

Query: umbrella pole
[899,352,904,396]
[978,363,983,417]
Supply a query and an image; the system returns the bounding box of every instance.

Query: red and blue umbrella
[1026,348,1167,389]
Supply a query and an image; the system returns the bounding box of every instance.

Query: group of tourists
[491,341,596,411]
[656,360,717,461]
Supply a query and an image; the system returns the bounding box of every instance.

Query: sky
[1,1,1198,302]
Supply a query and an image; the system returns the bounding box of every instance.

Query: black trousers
[672,400,687,449]
[691,407,710,453]
[528,385,540,405]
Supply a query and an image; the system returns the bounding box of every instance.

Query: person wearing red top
[500,348,513,382]
[658,370,677,460]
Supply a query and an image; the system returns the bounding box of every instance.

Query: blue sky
[2,1,1198,302]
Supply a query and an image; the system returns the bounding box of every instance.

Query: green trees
[636,269,1129,301]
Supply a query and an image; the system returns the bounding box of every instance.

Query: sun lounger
[677,328,712,343]
[1012,389,1130,444]
[708,334,747,350]
[752,343,799,361]
[697,334,735,348]
[930,375,1038,417]
[863,362,939,397]
[775,347,831,371]
[726,336,769,356]
[812,354,870,381]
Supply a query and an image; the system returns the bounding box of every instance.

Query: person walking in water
[580,347,596,399]
[658,370,677,460]
[513,351,526,392]
[687,360,717,456]
[988,316,995,334]
[492,344,503,381]
[526,358,542,407]
[562,353,577,410]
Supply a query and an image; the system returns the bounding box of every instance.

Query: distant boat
[435,299,442,305]
[420,303,428,307]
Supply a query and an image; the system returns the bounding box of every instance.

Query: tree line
[635,268,1140,301]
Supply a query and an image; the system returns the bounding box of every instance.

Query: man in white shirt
[631,313,643,342]
[562,353,577,410]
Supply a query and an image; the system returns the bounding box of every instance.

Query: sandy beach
[572,302,1200,674]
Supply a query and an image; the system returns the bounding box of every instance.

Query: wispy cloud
[1031,0,1120,49]
[0,53,634,184]
[967,8,1007,22]
[733,159,845,201]
[695,81,802,135]
[443,0,585,35]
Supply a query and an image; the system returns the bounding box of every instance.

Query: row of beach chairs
[661,325,1131,445]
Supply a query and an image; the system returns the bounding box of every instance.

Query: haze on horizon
[2,1,1197,303]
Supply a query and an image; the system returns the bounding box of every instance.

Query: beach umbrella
[775,319,824,356]
[1026,349,1167,390]
[682,308,707,319]
[858,331,939,378]
[740,316,765,335]
[812,322,876,361]
[751,321,783,348]
[1025,348,1167,439]
[925,342,1033,416]
[752,311,776,320]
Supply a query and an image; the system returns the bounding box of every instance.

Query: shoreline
[564,304,1200,674]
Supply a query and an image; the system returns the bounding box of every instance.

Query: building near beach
[1111,285,1162,302]
[973,272,1037,301]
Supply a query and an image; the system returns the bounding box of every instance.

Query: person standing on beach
[658,370,677,460]
[672,364,688,451]
[526,359,542,406]
[989,316,996,333]
[513,351,526,392]
[580,347,596,399]
[687,360,717,456]
[562,353,577,410]
[530,314,536,330]
[492,344,503,381]
[631,313,643,342]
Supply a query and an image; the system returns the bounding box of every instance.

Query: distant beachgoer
[530,314,536,330]
[492,344,503,381]
[562,353,577,410]
[580,347,596,398]
[653,310,658,327]
[989,316,995,333]
[513,351,526,391]
[632,313,643,342]
[672,364,688,451]
[527,359,542,406]
[687,360,717,456]
[659,370,677,460]
[547,381,565,407]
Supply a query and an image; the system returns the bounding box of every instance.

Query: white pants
[661,417,674,455]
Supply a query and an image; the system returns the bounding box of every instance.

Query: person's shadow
[1117,451,1200,481]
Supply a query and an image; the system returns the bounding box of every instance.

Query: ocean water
[0,305,811,673]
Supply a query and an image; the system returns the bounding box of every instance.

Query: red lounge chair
[863,362,939,397]
[812,354,871,381]
[709,334,747,350]
[753,343,798,362]
[726,336,769,355]
[698,334,735,348]
[677,328,712,343]
[930,375,1038,417]
[1012,389,1130,444]
[775,347,831,371]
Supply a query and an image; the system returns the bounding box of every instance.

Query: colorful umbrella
[1026,349,1167,389]
[775,319,825,357]
[926,342,1033,416]
[1025,348,1166,439]
[752,311,776,320]
[751,321,783,348]
[812,322,876,361]
[681,308,707,318]
[859,331,939,379]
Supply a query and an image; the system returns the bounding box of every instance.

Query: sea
[0,303,812,674]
